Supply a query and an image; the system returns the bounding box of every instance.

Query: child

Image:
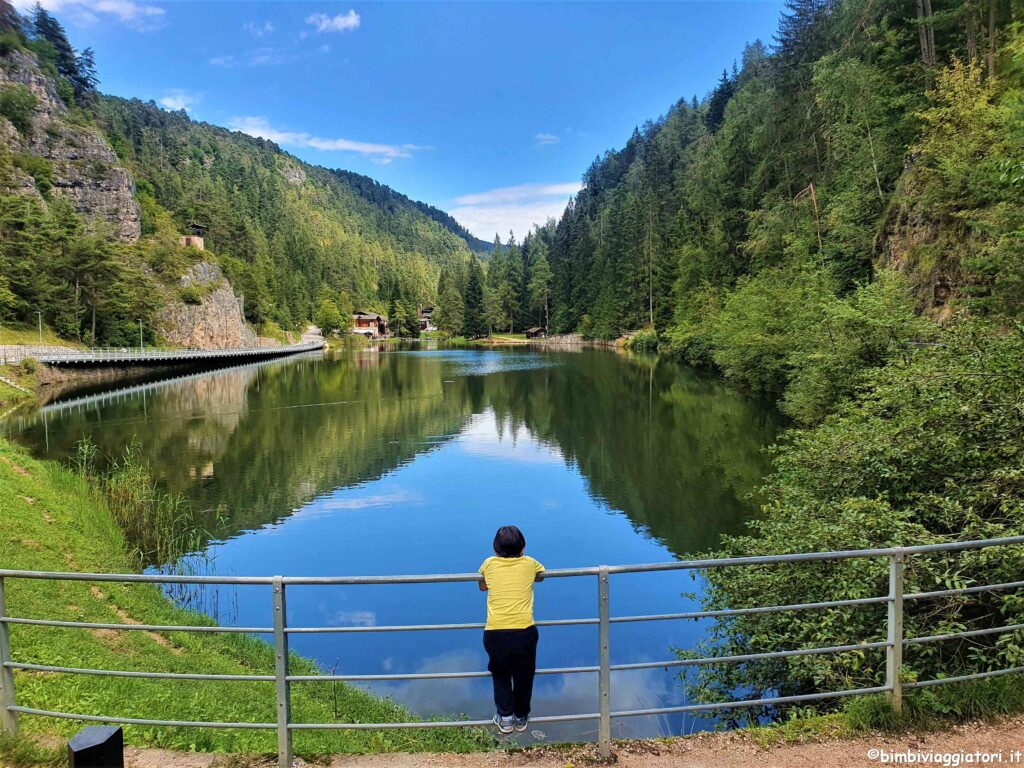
[478,525,545,734]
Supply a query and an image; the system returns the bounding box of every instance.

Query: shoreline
[0,436,491,757]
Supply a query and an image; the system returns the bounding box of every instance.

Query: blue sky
[23,1,786,240]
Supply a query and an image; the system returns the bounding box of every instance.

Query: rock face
[157,262,258,349]
[0,49,141,242]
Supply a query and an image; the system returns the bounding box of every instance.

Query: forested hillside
[0,1,481,344]
[547,0,1021,333]
[521,0,1023,716]
[99,96,481,331]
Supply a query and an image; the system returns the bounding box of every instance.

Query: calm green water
[4,342,783,741]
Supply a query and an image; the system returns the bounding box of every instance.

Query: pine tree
[462,258,486,338]
[434,278,463,336]
[31,4,78,83]
[527,243,553,330]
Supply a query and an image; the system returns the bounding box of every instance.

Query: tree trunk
[866,126,885,203]
[987,0,998,80]
[91,305,96,345]
[924,0,937,67]
[966,1,978,64]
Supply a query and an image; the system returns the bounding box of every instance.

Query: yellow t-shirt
[479,555,545,630]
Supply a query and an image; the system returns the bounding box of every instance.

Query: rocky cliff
[0,49,140,241]
[156,262,257,348]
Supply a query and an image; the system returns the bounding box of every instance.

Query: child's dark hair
[493,525,526,557]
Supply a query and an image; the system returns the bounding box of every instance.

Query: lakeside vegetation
[0,437,491,758]
[509,0,1024,718]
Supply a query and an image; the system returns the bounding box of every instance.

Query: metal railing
[0,340,324,366]
[1,536,1023,766]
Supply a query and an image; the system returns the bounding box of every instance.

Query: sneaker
[492,713,515,734]
[513,715,529,733]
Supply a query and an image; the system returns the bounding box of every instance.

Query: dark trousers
[483,625,539,718]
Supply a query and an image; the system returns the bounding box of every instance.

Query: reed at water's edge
[0,436,493,758]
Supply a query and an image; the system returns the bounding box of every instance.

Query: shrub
[19,356,38,375]
[178,284,204,306]
[0,30,23,57]
[12,153,52,194]
[686,318,1024,721]
[626,327,659,352]
[0,84,36,136]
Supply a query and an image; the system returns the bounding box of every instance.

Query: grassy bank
[0,362,38,410]
[0,438,491,759]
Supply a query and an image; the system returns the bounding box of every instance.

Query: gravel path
[124,716,1024,768]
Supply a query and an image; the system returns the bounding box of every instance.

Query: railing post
[597,566,611,760]
[0,577,19,736]
[273,577,293,768]
[886,550,904,715]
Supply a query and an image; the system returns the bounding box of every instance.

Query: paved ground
[123,716,1024,768]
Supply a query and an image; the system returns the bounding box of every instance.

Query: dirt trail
[124,716,1024,768]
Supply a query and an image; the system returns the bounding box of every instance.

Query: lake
[3,342,783,742]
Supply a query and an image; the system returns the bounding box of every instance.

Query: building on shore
[525,326,546,339]
[419,307,436,333]
[353,311,389,338]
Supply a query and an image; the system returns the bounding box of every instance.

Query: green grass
[0,323,84,348]
[746,677,1024,748]
[0,438,493,759]
[0,362,38,410]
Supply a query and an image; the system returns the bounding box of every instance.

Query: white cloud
[209,44,332,69]
[227,116,424,162]
[243,20,274,38]
[450,182,581,240]
[306,10,360,34]
[535,132,560,146]
[15,0,165,30]
[158,89,199,112]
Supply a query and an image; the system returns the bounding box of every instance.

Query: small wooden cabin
[353,311,388,338]
[525,327,546,339]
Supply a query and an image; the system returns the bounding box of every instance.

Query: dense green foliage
[0,192,160,344]
[98,96,477,331]
[0,0,484,343]
[431,228,555,338]
[513,0,1024,716]
[690,318,1024,717]
[544,0,1023,396]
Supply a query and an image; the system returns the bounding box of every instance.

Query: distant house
[525,326,546,339]
[353,311,388,338]
[419,307,436,333]
[179,222,207,251]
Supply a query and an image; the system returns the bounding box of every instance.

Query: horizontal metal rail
[0,616,271,633]
[4,661,273,682]
[609,685,891,718]
[904,580,1024,602]
[289,712,600,730]
[8,706,274,730]
[2,534,1021,584]
[903,665,1024,690]
[1,534,1022,768]
[904,623,1024,646]
[1,341,325,366]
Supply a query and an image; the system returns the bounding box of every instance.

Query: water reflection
[3,343,783,739]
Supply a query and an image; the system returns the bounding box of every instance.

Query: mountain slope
[0,0,486,343]
[97,96,475,329]
[543,0,1022,343]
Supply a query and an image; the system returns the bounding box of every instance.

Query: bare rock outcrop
[0,49,141,241]
[157,262,257,349]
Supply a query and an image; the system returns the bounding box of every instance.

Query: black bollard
[67,725,124,768]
